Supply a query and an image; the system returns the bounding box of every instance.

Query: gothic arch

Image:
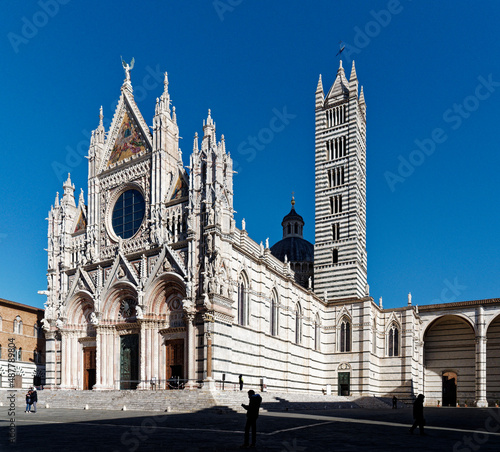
[101,282,138,321]
[295,301,302,345]
[270,288,280,336]
[66,293,95,328]
[237,271,250,326]
[146,273,186,316]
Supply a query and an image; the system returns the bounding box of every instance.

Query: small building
[0,298,45,389]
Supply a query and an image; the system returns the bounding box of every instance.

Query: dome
[282,207,304,226]
[270,237,314,263]
[270,196,314,263]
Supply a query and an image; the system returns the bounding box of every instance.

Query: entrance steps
[0,389,394,413]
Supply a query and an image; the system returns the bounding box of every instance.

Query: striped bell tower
[314,60,367,301]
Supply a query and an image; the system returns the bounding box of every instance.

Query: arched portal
[487,314,500,402]
[424,315,475,404]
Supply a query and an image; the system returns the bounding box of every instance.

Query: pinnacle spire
[359,85,365,104]
[349,60,357,81]
[78,188,85,207]
[316,74,324,93]
[203,109,215,138]
[193,132,199,151]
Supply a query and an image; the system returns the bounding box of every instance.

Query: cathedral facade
[41,62,500,407]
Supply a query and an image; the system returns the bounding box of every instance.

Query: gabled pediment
[67,267,96,302]
[145,244,186,288]
[99,90,152,174]
[103,251,140,291]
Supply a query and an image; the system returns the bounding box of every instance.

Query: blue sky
[1,0,500,310]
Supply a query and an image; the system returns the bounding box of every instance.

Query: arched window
[238,273,249,326]
[13,316,22,334]
[372,319,377,354]
[388,324,399,357]
[34,323,39,338]
[340,318,351,352]
[270,291,279,336]
[295,303,302,345]
[314,314,320,351]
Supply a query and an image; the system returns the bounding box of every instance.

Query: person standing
[30,387,38,413]
[409,394,426,435]
[25,390,32,413]
[392,395,397,409]
[241,390,262,448]
[239,374,244,391]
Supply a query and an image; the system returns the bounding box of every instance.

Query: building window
[314,314,320,351]
[388,324,399,357]
[340,318,351,352]
[13,316,22,334]
[111,189,145,240]
[295,303,302,345]
[270,292,279,336]
[0,315,2,331]
[329,195,342,214]
[0,344,2,359]
[238,274,249,326]
[34,350,42,364]
[332,249,338,264]
[332,223,340,241]
[17,348,22,361]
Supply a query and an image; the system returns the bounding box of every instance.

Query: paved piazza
[2,406,500,451]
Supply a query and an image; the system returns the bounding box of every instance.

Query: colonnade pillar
[184,311,196,389]
[476,306,488,407]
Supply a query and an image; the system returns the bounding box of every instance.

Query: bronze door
[83,346,96,390]
[120,334,139,390]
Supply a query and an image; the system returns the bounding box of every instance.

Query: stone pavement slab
[1,406,500,451]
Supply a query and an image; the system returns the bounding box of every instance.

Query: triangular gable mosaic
[107,110,147,167]
[170,174,188,201]
[74,210,86,234]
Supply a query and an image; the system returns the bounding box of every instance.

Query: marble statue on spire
[121,56,135,82]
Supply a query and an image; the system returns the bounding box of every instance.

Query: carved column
[44,331,57,388]
[138,321,147,389]
[184,311,196,389]
[202,313,216,391]
[476,306,488,407]
[59,331,68,388]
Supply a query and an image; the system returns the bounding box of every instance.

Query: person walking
[239,374,244,391]
[30,387,38,413]
[25,390,32,413]
[409,394,426,435]
[241,390,262,448]
[392,395,397,409]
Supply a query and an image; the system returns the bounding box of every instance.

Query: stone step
[0,390,401,413]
